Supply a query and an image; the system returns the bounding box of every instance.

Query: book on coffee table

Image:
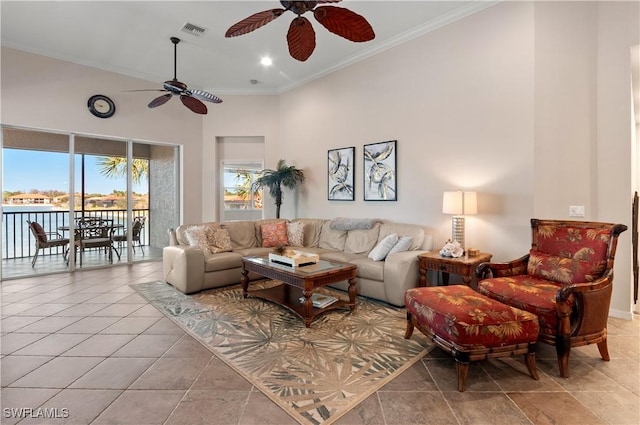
[299,293,338,308]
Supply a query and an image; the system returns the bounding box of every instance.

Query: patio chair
[112,216,145,255]
[73,217,121,266]
[27,220,70,267]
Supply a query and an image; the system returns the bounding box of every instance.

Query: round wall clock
[87,94,116,118]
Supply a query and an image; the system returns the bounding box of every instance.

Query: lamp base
[451,216,466,250]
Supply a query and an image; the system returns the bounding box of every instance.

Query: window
[223,162,263,211]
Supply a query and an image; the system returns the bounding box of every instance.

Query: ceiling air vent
[181,22,207,37]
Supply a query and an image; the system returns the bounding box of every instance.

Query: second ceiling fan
[130,37,222,115]
[225,1,375,62]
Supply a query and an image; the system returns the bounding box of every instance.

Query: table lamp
[442,190,477,250]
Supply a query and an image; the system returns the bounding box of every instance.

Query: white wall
[595,2,639,318]
[205,1,638,316]
[533,2,639,318]
[278,2,536,261]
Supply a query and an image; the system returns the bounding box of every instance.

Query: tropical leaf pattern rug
[133,281,433,425]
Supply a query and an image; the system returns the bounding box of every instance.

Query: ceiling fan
[225,1,375,62]
[129,37,222,115]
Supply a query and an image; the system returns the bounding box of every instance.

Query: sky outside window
[3,149,147,195]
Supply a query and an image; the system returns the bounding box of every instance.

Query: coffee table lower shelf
[248,284,354,326]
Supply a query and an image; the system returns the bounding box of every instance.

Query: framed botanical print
[328,147,355,200]
[363,140,396,201]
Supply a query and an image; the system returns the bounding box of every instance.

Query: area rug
[132,280,433,425]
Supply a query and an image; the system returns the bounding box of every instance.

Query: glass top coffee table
[241,255,357,327]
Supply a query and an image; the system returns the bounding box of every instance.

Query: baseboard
[609,308,634,321]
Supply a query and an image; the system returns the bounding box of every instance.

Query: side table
[418,251,492,288]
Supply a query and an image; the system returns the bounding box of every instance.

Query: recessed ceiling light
[260,57,273,67]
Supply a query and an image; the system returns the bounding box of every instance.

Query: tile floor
[1,261,639,425]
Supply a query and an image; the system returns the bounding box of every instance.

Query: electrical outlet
[569,206,585,217]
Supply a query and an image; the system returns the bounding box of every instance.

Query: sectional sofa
[163,218,433,306]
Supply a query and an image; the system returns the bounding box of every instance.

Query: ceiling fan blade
[124,89,168,93]
[287,16,316,62]
[190,89,223,104]
[181,95,208,115]
[148,93,172,108]
[313,6,375,42]
[225,9,285,37]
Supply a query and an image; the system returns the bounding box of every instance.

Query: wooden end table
[241,255,357,327]
[418,251,492,288]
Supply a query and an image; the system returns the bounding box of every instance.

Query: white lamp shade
[442,191,477,215]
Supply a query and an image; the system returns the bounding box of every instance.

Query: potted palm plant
[252,159,305,219]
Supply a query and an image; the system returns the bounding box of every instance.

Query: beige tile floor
[1,261,639,425]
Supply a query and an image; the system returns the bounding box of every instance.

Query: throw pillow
[184,225,213,254]
[209,228,233,253]
[368,233,399,261]
[387,236,414,256]
[527,249,605,285]
[286,222,305,247]
[261,221,289,247]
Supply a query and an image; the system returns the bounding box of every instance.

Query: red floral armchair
[477,219,627,378]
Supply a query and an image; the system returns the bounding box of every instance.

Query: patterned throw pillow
[286,222,305,247]
[209,228,233,253]
[261,221,289,247]
[527,249,605,284]
[184,225,213,254]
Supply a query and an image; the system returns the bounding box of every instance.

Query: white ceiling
[0,1,497,95]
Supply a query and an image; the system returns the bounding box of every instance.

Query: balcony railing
[2,208,149,260]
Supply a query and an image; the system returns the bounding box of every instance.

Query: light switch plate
[569,206,585,217]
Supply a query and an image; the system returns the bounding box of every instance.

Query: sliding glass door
[1,125,180,279]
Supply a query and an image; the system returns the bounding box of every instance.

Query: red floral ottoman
[404,285,540,391]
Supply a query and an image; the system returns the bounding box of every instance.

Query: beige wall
[533,1,638,316]
[278,2,536,263]
[2,2,637,317]
[202,95,280,221]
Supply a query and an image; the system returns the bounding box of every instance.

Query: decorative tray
[268,250,320,267]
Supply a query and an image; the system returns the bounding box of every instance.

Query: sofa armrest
[168,228,179,246]
[163,245,205,294]
[477,254,530,280]
[383,250,429,306]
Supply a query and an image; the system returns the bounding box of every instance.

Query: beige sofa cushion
[378,222,425,251]
[222,221,258,250]
[318,221,347,251]
[344,223,381,254]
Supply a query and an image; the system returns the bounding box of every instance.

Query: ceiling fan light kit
[225,0,375,62]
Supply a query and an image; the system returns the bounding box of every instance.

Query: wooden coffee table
[240,255,357,327]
